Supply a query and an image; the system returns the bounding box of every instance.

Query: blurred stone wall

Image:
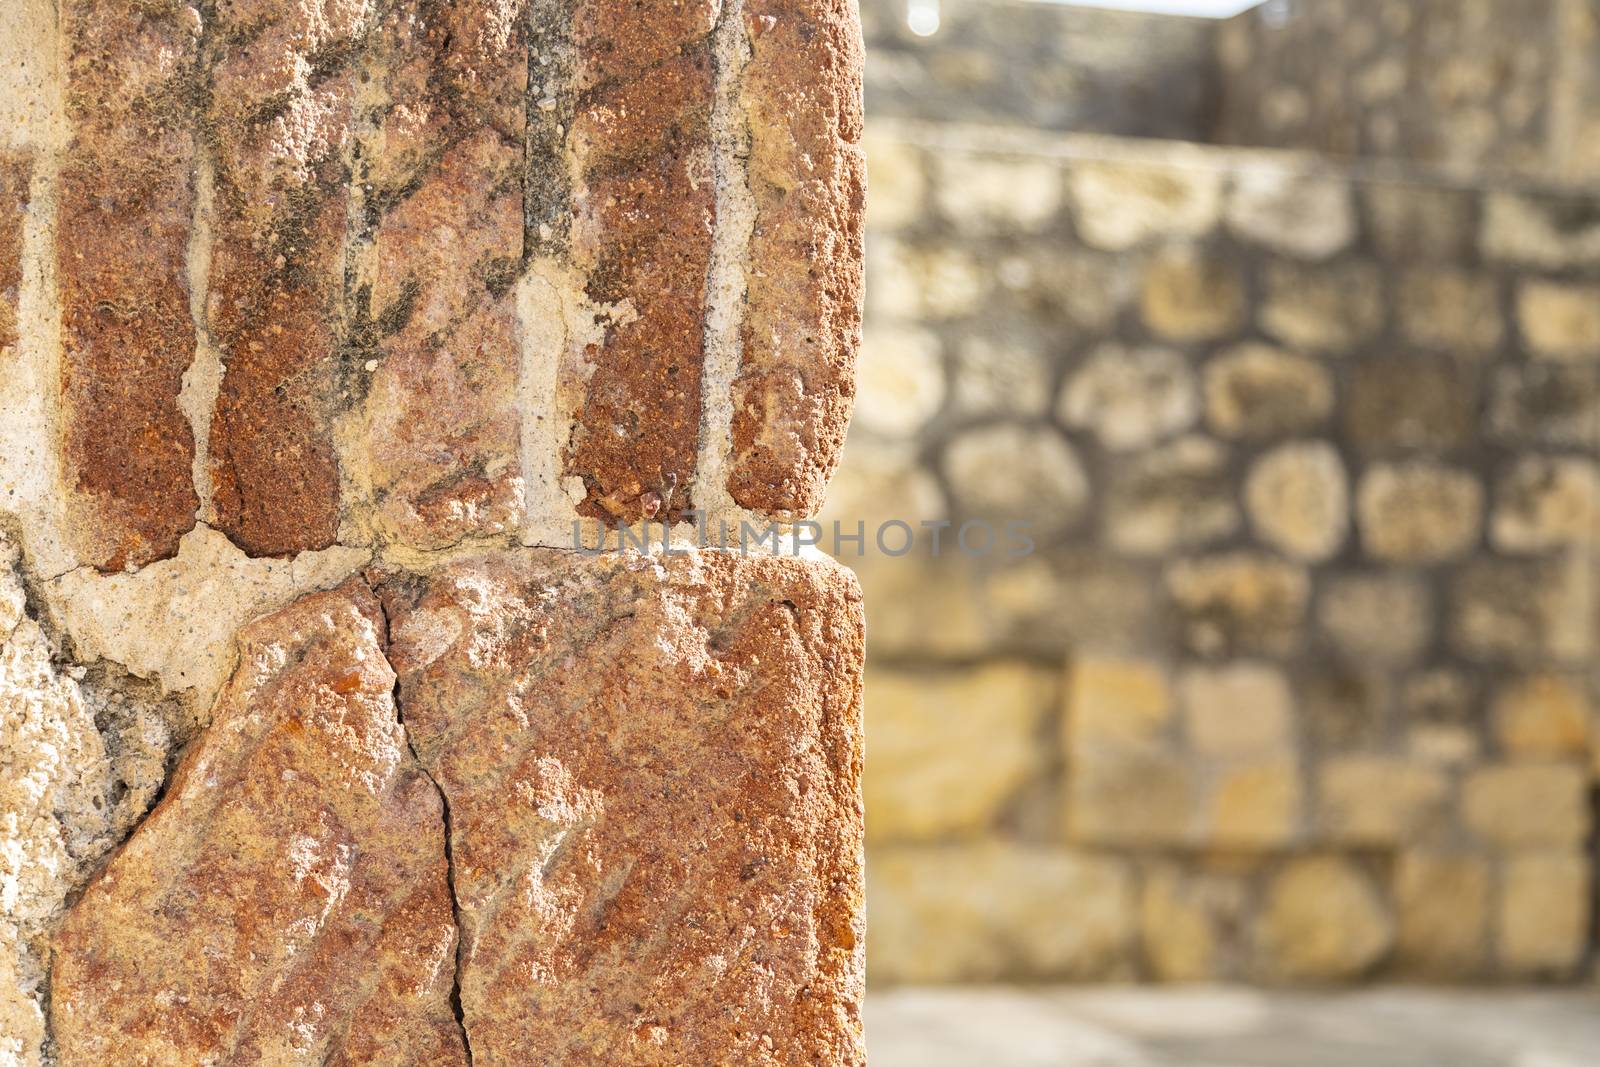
[831,119,1600,985]
[861,0,1219,139]
[1214,0,1600,183]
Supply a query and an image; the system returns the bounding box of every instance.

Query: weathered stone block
[1490,455,1600,553]
[1165,553,1310,659]
[1060,343,1199,452]
[1245,441,1348,562]
[1356,461,1483,564]
[1203,343,1334,441]
[1104,436,1238,555]
[1398,270,1503,353]
[202,0,369,557]
[360,2,530,547]
[728,0,866,519]
[1225,170,1354,260]
[1462,763,1590,847]
[1450,555,1594,664]
[1068,160,1222,251]
[1180,663,1294,758]
[1488,363,1600,450]
[380,550,866,1064]
[1141,247,1246,342]
[1318,757,1449,847]
[1394,851,1490,978]
[866,663,1054,842]
[1518,281,1600,360]
[936,153,1061,232]
[943,423,1089,532]
[1346,358,1477,454]
[1491,674,1592,759]
[1498,851,1591,977]
[1258,857,1392,982]
[58,0,200,570]
[868,843,1133,984]
[51,580,466,1064]
[1204,760,1303,849]
[1259,260,1384,351]
[1317,572,1432,665]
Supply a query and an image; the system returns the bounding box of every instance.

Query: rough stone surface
[50,580,467,1064]
[57,0,200,570]
[380,550,866,1065]
[562,0,718,524]
[0,153,25,355]
[360,0,529,547]
[1259,261,1383,351]
[202,0,367,557]
[728,0,866,518]
[0,537,193,1067]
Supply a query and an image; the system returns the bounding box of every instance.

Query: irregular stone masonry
[0,0,865,1062]
[847,119,1600,986]
[40,0,863,568]
[50,556,865,1064]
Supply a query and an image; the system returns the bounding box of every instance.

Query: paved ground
[866,986,1600,1067]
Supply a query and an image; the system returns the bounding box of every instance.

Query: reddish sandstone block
[562,1,719,523]
[50,580,466,1065]
[729,0,866,518]
[57,0,199,570]
[380,549,866,1065]
[362,0,529,548]
[0,152,26,354]
[203,0,368,557]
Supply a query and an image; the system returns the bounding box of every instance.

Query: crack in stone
[373,586,475,1066]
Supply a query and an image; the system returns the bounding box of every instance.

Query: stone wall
[860,0,1219,140]
[839,119,1600,985]
[1215,0,1600,183]
[0,0,866,1063]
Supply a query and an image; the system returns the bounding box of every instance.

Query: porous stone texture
[2,0,867,1056]
[845,120,1600,985]
[727,0,866,518]
[0,537,195,1067]
[379,550,866,1065]
[57,0,200,571]
[359,0,530,547]
[50,580,467,1065]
